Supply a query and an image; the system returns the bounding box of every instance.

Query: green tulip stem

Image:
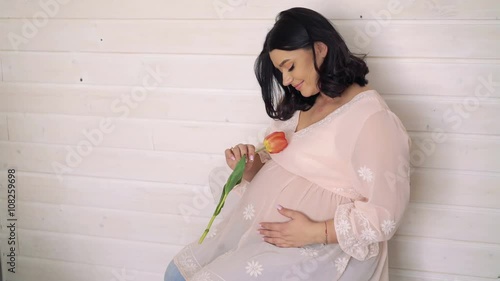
[198,155,246,244]
[198,192,228,244]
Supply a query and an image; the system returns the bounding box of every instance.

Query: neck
[318,84,357,105]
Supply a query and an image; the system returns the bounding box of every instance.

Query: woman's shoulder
[349,90,410,139]
[335,89,407,135]
[343,89,388,119]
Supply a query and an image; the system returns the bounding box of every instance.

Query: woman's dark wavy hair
[254,7,369,120]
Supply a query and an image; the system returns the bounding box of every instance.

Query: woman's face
[269,42,327,97]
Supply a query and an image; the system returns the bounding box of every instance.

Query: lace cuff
[334,203,379,261]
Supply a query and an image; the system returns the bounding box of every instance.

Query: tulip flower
[256,131,288,154]
[198,131,288,244]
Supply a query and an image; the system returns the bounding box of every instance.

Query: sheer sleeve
[334,110,412,261]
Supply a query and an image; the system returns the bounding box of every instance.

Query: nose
[282,72,293,86]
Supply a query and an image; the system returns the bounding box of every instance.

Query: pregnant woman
[165,7,411,281]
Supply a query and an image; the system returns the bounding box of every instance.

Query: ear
[314,41,328,58]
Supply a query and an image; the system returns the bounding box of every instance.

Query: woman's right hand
[225,144,256,171]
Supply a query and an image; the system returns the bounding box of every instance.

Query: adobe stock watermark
[408,74,498,170]
[177,169,224,225]
[280,246,343,281]
[51,65,168,182]
[423,0,459,18]
[177,126,269,225]
[353,0,416,49]
[213,0,248,19]
[8,0,71,51]
[110,267,137,281]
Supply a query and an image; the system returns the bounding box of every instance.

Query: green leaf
[199,156,247,244]
[223,155,246,194]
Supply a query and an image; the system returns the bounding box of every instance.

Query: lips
[293,81,304,90]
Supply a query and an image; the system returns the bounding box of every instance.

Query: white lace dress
[173,90,412,281]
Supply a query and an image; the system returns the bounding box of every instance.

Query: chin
[299,90,318,98]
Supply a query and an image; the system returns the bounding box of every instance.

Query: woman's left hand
[258,205,325,248]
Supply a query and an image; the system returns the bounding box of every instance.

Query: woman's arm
[333,110,411,260]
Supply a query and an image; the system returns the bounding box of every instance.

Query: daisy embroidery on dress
[336,219,351,236]
[177,251,199,275]
[357,166,374,182]
[361,227,377,242]
[245,260,263,277]
[334,257,349,272]
[381,219,396,236]
[243,203,255,220]
[299,247,318,257]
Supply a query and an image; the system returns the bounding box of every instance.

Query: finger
[263,237,288,247]
[247,145,256,162]
[232,145,242,160]
[259,222,285,232]
[277,205,297,219]
[258,229,282,238]
[225,148,236,161]
[236,144,248,162]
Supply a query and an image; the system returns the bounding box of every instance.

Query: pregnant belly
[241,160,350,223]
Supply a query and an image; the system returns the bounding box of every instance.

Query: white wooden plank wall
[0,0,499,280]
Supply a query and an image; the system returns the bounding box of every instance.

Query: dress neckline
[293,89,377,136]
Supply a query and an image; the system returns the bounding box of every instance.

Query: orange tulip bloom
[258,131,288,154]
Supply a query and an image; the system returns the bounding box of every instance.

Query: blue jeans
[164,260,186,281]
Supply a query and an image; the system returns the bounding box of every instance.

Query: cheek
[305,63,318,83]
[305,72,319,87]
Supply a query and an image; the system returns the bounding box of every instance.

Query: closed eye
[288,65,295,71]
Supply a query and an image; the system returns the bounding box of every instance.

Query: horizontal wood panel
[0,0,497,19]
[0,83,268,123]
[0,171,218,215]
[1,20,498,59]
[408,132,500,173]
[0,55,498,95]
[6,113,267,153]
[389,268,497,281]
[0,200,214,246]
[0,113,7,140]
[7,113,154,150]
[1,200,497,246]
[0,52,258,89]
[0,142,225,185]
[2,256,162,281]
[388,97,500,135]
[388,236,500,278]
[367,60,500,97]
[409,169,500,209]
[6,229,182,273]
[398,203,500,244]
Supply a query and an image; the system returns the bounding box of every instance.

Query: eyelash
[288,65,295,71]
